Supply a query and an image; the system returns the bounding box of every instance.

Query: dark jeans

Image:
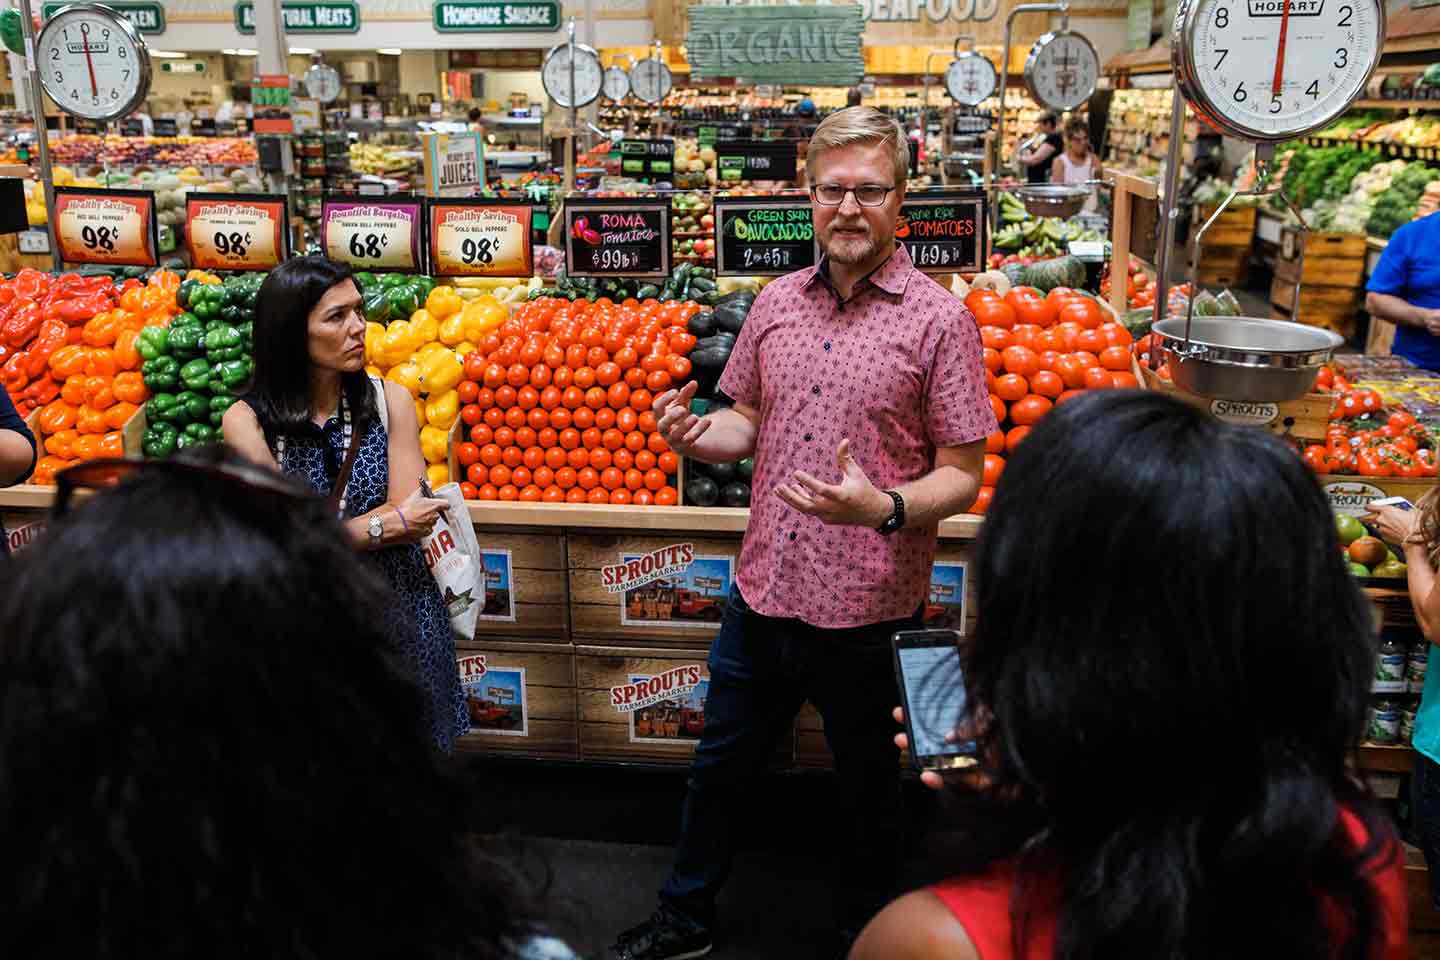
[1414,752,1440,908]
[659,586,920,936]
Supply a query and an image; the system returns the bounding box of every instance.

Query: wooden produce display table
[0,491,980,767]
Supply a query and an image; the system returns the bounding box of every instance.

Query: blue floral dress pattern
[241,394,468,751]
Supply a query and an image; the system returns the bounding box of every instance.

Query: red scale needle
[82,31,97,99]
[1271,0,1291,98]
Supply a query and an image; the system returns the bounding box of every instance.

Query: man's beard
[821,222,884,265]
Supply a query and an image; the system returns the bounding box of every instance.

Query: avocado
[719,482,751,508]
[685,475,720,507]
[736,457,754,481]
[705,460,737,484]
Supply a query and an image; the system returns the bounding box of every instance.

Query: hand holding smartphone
[892,629,976,772]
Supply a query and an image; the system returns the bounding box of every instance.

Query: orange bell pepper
[82,311,119,347]
[30,455,73,485]
[48,344,89,379]
[112,371,146,405]
[83,376,115,411]
[37,398,77,434]
[76,405,107,434]
[71,434,103,460]
[99,431,123,458]
[83,348,116,378]
[113,329,141,370]
[103,401,137,429]
[44,428,77,459]
[120,286,145,313]
[60,374,86,406]
[148,269,180,294]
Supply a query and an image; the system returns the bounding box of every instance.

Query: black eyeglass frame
[809,183,898,207]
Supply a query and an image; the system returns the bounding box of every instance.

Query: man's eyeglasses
[53,456,315,517]
[811,183,896,207]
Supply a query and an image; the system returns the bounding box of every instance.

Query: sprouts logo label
[601,543,696,593]
[458,653,487,681]
[1209,399,1280,426]
[1325,481,1387,516]
[1247,0,1324,16]
[6,520,44,554]
[610,664,705,713]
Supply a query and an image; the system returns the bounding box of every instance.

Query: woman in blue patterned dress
[223,256,468,750]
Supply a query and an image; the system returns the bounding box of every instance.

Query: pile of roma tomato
[452,295,698,505]
[965,284,1139,515]
[1300,385,1437,479]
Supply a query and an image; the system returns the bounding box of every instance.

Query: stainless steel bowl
[1152,315,1343,402]
[1015,183,1089,219]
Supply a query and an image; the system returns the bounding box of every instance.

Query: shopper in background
[851,391,1407,960]
[223,255,466,751]
[846,86,864,107]
[1018,111,1061,184]
[1368,493,1440,911]
[1365,211,1440,371]
[610,106,995,960]
[0,386,36,558]
[1050,115,1103,213]
[0,449,576,960]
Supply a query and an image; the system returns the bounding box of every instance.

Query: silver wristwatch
[368,514,384,548]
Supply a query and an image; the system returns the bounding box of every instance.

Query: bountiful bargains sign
[433,0,560,31]
[321,196,424,273]
[686,5,865,85]
[42,1,165,32]
[53,188,157,268]
[234,1,359,34]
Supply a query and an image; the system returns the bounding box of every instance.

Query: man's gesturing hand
[652,380,709,456]
[775,438,894,528]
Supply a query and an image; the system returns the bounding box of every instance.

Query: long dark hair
[252,256,378,438]
[945,390,1388,959]
[0,448,548,959]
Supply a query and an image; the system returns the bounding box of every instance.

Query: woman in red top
[852,390,1408,960]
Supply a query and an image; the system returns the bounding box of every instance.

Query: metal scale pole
[17,0,61,269]
[995,1,1067,228]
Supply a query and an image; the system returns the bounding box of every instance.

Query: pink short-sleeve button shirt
[717,243,997,628]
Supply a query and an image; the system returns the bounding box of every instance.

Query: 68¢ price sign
[53,187,157,267]
[429,200,533,278]
[186,193,289,271]
[322,196,424,273]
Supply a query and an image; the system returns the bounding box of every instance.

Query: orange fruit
[600,466,624,490]
[549,407,572,430]
[625,468,645,491]
[502,446,524,468]
[566,488,588,503]
[1005,426,1031,451]
[572,407,595,430]
[539,385,563,410]
[516,385,540,410]
[529,363,552,389]
[993,373,1028,403]
[520,485,543,502]
[466,463,488,487]
[511,466,532,488]
[985,431,1005,454]
[586,387,608,410]
[544,447,567,470]
[647,370,673,393]
[1001,345,1040,378]
[493,426,515,448]
[475,387,495,410]
[632,490,654,506]
[527,407,550,431]
[658,451,679,474]
[613,449,634,471]
[483,364,506,389]
[515,426,538,448]
[480,443,502,467]
[647,432,670,455]
[589,447,613,470]
[655,486,678,506]
[1009,394,1052,426]
[630,388,653,413]
[637,410,658,433]
[494,385,517,408]
[537,427,558,448]
[624,367,647,389]
[469,423,493,446]
[635,449,657,472]
[553,366,573,390]
[503,407,526,429]
[573,366,596,390]
[1111,371,1139,388]
[643,468,667,491]
[506,363,529,387]
[588,487,610,504]
[1030,370,1064,399]
[577,467,600,490]
[1083,366,1113,390]
[581,427,603,449]
[566,447,589,469]
[542,485,565,502]
[533,466,555,488]
[478,483,498,501]
[625,431,647,452]
[967,486,993,516]
[1099,345,1132,372]
[989,394,1006,422]
[523,447,545,470]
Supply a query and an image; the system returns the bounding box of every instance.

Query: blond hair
[807,106,909,188]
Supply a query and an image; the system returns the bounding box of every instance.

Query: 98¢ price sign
[429,200,533,278]
[321,196,424,273]
[52,187,158,267]
[185,193,289,271]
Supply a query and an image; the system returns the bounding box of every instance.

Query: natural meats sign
[234,1,359,34]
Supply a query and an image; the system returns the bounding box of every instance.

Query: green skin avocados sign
[434,1,560,31]
[234,1,360,34]
[42,2,164,33]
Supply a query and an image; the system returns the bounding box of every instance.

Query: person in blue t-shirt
[0,388,37,557]
[1366,212,1440,371]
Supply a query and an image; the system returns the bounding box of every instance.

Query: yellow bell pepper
[416,341,450,362]
[455,341,477,357]
[425,285,464,321]
[427,462,452,490]
[375,320,420,369]
[414,397,427,428]
[438,310,467,347]
[364,321,386,362]
[420,424,450,464]
[365,364,384,380]
[410,309,440,345]
[425,388,460,430]
[418,348,463,395]
[386,359,423,399]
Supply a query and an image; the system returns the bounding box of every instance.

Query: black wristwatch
[876,490,905,535]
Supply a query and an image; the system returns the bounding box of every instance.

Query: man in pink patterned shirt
[611,108,996,960]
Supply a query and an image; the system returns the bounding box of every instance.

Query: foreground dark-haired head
[0,449,543,959]
[252,255,376,436]
[958,390,1385,958]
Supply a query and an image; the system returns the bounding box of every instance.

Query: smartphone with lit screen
[892,629,977,772]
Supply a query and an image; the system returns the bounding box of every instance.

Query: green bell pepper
[192,298,218,321]
[168,325,204,359]
[136,326,170,361]
[210,394,236,427]
[205,324,242,356]
[413,276,436,300]
[175,390,209,424]
[176,278,198,310]
[355,271,377,289]
[142,421,179,459]
[212,359,251,390]
[387,283,421,317]
[141,355,180,392]
[179,358,213,392]
[363,291,392,324]
[147,393,184,424]
[379,273,408,289]
[171,311,202,331]
[181,422,215,446]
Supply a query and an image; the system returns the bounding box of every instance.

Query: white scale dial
[304,63,341,104]
[1024,32,1099,113]
[946,52,998,107]
[602,65,630,103]
[542,41,603,109]
[1176,0,1383,140]
[631,57,673,105]
[37,3,150,122]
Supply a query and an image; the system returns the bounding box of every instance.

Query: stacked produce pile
[138,273,259,459]
[1329,355,1440,431]
[1297,376,1436,480]
[46,135,257,166]
[546,263,723,306]
[963,279,1136,515]
[453,295,699,505]
[671,192,715,265]
[1274,143,1440,238]
[991,191,1106,261]
[1335,513,1409,581]
[349,143,419,176]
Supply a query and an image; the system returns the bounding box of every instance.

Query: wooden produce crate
[1318,474,1434,516]
[452,641,577,760]
[1274,228,1367,288]
[567,533,741,647]
[1,507,47,554]
[1190,203,1258,248]
[17,404,146,489]
[466,529,569,642]
[1270,279,1362,338]
[1135,360,1334,442]
[575,644,794,766]
[1191,248,1249,290]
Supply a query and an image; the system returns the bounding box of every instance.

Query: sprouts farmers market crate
[1320,475,1434,517]
[1136,361,1333,441]
[452,641,577,760]
[466,529,570,641]
[566,533,742,648]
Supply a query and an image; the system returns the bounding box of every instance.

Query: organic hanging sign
[713,195,816,277]
[895,191,986,274]
[185,193,289,272]
[686,4,865,86]
[563,197,671,280]
[52,187,157,268]
[321,195,425,273]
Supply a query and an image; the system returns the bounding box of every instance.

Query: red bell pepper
[2,301,41,349]
[24,317,67,379]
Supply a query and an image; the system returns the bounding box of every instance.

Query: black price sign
[564,196,671,280]
[716,140,799,183]
[895,190,987,274]
[713,196,816,277]
[619,138,675,182]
